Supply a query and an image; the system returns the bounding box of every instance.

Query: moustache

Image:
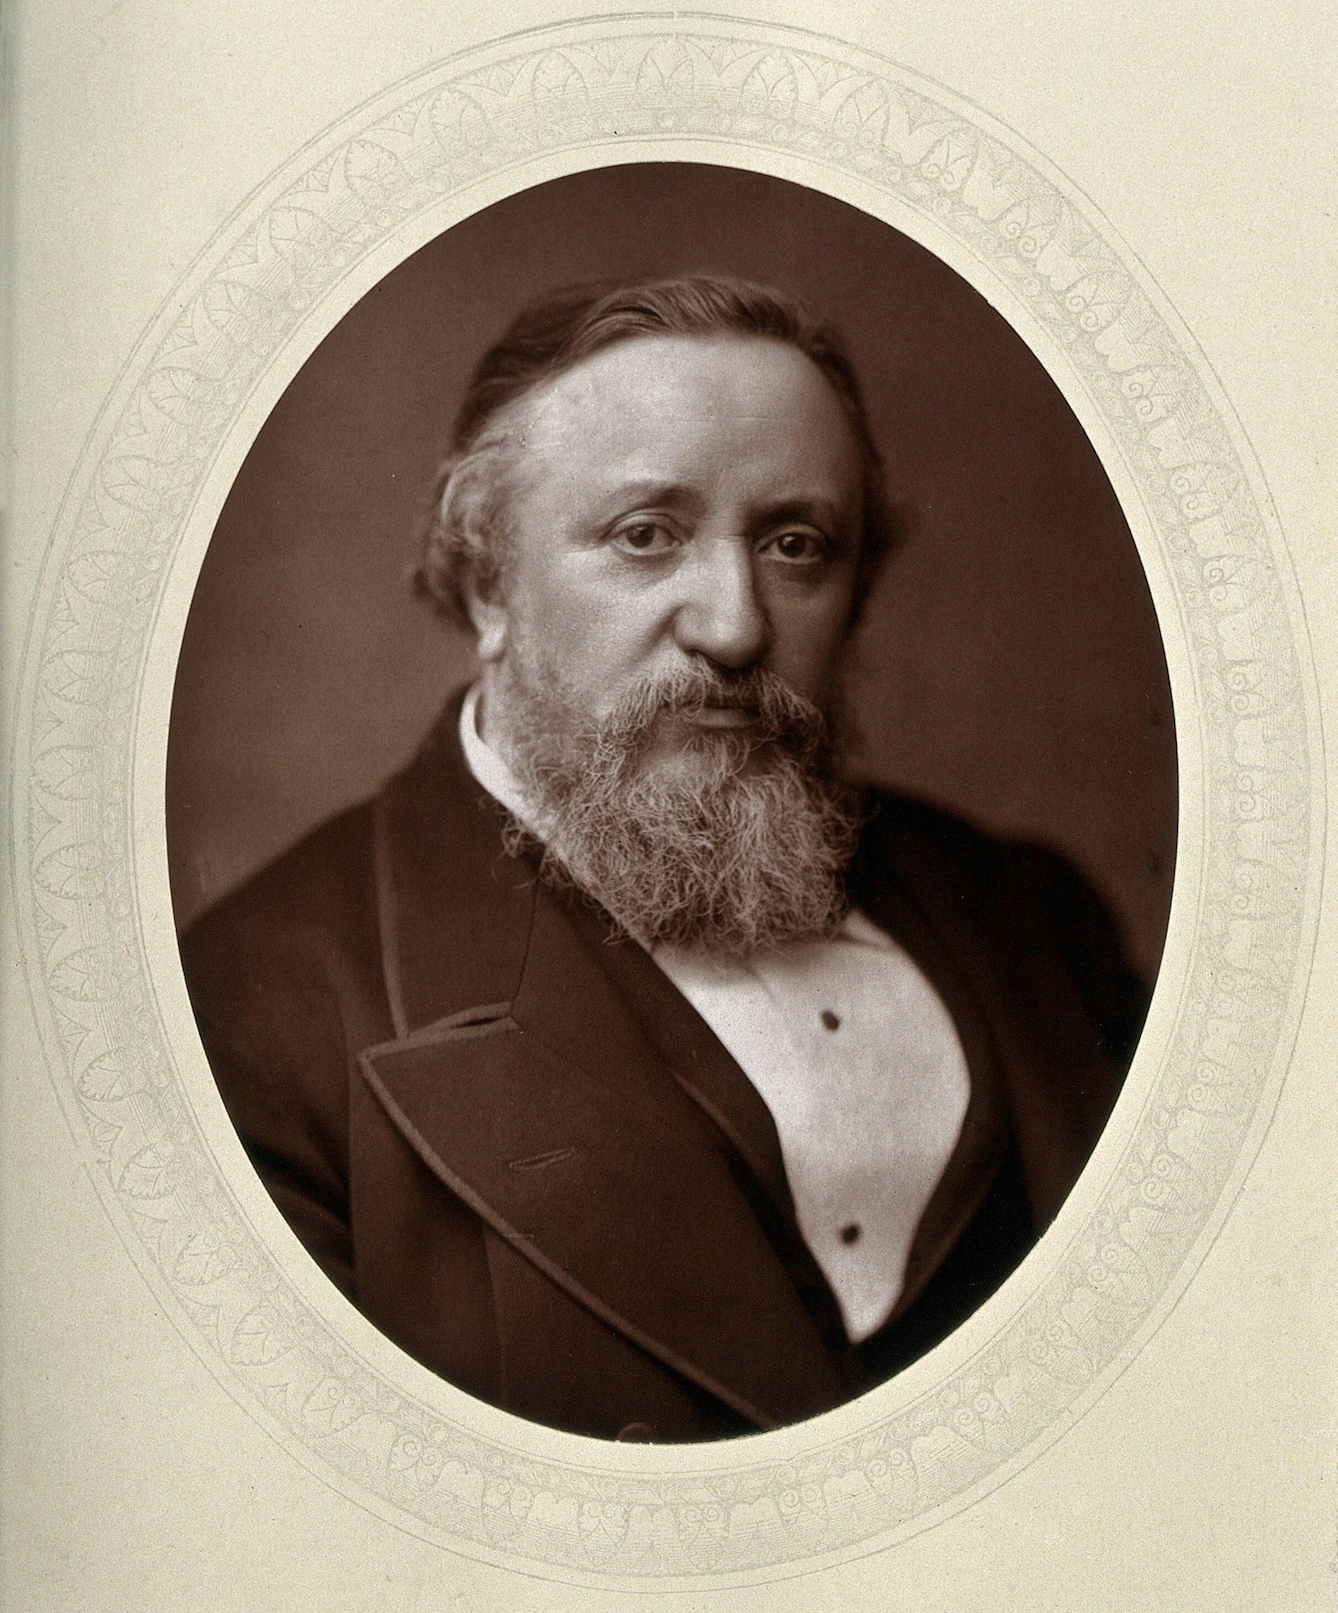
[597,665,829,753]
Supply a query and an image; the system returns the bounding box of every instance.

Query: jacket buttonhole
[508,1146,578,1172]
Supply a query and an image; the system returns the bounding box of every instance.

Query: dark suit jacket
[180,696,1147,1442]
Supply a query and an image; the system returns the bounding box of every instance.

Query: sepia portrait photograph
[6,6,1333,1609]
[168,163,1176,1444]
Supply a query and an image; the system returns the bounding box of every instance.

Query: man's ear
[464,577,508,663]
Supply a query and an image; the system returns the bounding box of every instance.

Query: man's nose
[671,537,771,669]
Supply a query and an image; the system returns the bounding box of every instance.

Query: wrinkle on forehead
[499,334,863,515]
[515,333,855,442]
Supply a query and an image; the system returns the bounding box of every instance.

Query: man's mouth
[615,670,814,756]
[641,701,767,763]
[684,702,759,730]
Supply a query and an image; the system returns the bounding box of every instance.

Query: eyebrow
[754,496,848,531]
[591,481,853,532]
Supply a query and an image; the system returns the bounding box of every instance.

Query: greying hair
[413,274,902,631]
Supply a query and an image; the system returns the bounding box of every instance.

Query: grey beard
[491,660,861,955]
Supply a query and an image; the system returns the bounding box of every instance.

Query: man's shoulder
[179,692,500,1036]
[858,787,1015,871]
[858,787,1126,936]
[854,786,1150,1063]
[182,797,379,962]
[182,695,475,967]
[177,797,391,1054]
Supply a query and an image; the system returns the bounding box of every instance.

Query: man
[181,275,1147,1443]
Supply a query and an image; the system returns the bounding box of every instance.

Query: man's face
[473,332,865,777]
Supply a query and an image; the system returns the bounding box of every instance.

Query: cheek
[507,556,594,653]
[508,564,663,689]
[767,587,857,690]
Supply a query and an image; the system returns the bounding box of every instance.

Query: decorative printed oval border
[11,12,1320,1583]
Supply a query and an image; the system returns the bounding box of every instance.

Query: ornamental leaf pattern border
[9,12,1321,1585]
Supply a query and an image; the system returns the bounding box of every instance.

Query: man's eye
[613,521,678,554]
[764,529,827,564]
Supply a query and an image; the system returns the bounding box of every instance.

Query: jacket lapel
[363,697,848,1429]
[371,699,537,1035]
[554,899,856,1353]
[553,897,798,1223]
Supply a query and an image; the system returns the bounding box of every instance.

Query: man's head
[416,276,898,952]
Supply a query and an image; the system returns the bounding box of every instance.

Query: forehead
[504,332,864,500]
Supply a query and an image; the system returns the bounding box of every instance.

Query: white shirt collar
[458,682,547,836]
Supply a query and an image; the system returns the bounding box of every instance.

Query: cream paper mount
[9,11,1321,1587]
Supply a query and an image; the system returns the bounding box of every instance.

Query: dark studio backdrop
[166,163,1177,984]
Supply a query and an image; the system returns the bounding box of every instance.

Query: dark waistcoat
[180,698,1146,1441]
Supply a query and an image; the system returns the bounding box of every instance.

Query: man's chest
[654,912,972,1344]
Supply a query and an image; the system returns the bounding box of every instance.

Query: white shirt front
[458,686,971,1343]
